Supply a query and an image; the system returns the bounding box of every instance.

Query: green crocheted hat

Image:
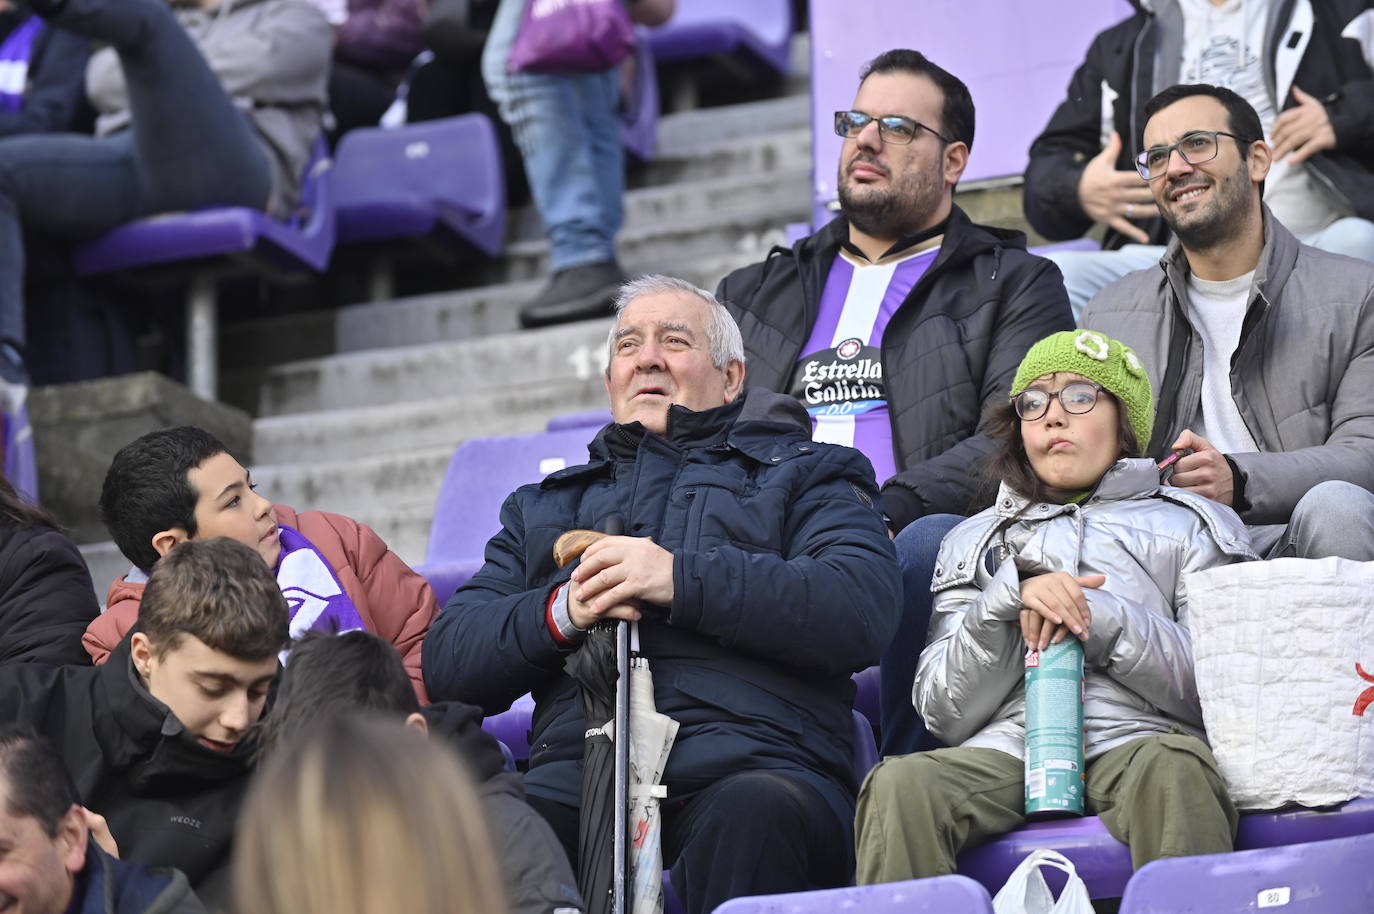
[1011,330,1154,452]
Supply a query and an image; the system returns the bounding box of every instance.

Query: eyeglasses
[1013,382,1106,422]
[1135,130,1253,180]
[833,110,951,145]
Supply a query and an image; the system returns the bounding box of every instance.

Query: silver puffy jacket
[915,458,1256,761]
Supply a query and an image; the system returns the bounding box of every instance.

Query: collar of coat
[544,388,816,488]
[1158,204,1302,311]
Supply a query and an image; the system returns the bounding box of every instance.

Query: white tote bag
[1186,557,1374,809]
[991,849,1094,914]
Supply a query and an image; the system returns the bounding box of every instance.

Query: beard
[1158,160,1254,252]
[837,152,945,239]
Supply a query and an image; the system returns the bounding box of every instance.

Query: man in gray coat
[1083,82,1374,559]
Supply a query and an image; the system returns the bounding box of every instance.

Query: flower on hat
[1074,331,1109,361]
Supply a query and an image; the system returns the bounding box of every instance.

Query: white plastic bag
[991,848,1094,914]
[1186,557,1374,809]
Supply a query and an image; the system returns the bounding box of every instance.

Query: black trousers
[528,769,853,914]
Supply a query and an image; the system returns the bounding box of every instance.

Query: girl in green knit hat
[854,329,1256,886]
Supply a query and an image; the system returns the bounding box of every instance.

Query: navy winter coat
[423,390,901,814]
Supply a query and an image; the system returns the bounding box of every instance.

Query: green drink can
[1024,639,1086,817]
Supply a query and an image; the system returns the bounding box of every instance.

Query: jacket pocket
[669,665,804,737]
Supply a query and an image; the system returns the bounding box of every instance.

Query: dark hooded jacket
[0,634,254,910]
[1024,0,1374,248]
[0,522,100,665]
[422,389,901,824]
[715,206,1073,530]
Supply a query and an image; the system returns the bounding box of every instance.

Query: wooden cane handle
[553,529,609,568]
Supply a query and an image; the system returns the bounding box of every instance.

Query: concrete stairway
[81,81,816,589]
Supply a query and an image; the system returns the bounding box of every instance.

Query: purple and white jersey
[787,243,939,483]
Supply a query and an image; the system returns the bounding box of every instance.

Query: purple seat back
[546,408,614,432]
[1120,832,1374,914]
[621,33,660,161]
[1029,238,1103,257]
[957,795,1374,900]
[709,874,994,913]
[852,708,879,783]
[852,665,879,725]
[648,0,792,74]
[480,692,536,762]
[423,426,596,581]
[333,114,506,257]
[808,0,1133,227]
[74,135,335,276]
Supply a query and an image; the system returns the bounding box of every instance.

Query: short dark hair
[1144,83,1264,159]
[141,537,289,661]
[100,426,229,572]
[860,49,975,151]
[252,631,419,759]
[0,726,79,837]
[979,391,1141,508]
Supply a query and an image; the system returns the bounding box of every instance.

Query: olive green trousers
[854,733,1238,885]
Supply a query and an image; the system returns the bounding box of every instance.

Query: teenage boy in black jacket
[0,537,288,910]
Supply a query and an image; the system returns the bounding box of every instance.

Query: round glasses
[1135,130,1253,180]
[1014,382,1106,422]
[833,110,951,145]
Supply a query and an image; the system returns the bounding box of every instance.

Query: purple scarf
[276,525,367,648]
[0,16,43,115]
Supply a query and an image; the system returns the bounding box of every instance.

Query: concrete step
[253,319,614,417]
[252,377,607,464]
[79,540,128,605]
[249,445,453,536]
[508,164,809,243]
[222,245,785,411]
[489,195,810,284]
[629,126,811,191]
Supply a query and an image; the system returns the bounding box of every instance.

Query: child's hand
[82,807,119,858]
[1019,573,1105,651]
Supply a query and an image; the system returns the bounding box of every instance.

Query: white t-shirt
[1185,269,1260,454]
[1178,0,1351,235]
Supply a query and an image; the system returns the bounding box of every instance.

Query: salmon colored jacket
[83,505,436,703]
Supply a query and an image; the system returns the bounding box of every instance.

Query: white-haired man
[423,275,901,914]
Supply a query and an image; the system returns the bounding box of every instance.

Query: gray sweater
[85,0,331,215]
[1082,209,1374,525]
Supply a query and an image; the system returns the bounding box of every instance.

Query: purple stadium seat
[956,796,1374,900]
[333,113,505,259]
[852,709,879,783]
[1120,833,1374,914]
[546,408,613,432]
[73,138,334,400]
[419,426,595,604]
[807,0,1133,227]
[648,0,792,75]
[1029,238,1103,256]
[481,692,535,763]
[709,874,994,913]
[621,34,660,162]
[852,665,879,726]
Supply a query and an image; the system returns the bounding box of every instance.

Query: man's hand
[1019,573,1103,652]
[1167,429,1234,505]
[1077,131,1156,243]
[83,807,119,858]
[568,536,674,629]
[1272,86,1337,164]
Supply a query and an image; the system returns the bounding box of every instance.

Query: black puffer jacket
[715,207,1073,530]
[0,522,100,666]
[423,390,901,821]
[0,635,252,910]
[1024,0,1374,248]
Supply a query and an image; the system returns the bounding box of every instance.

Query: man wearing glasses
[1083,83,1374,560]
[1023,0,1374,316]
[715,48,1072,756]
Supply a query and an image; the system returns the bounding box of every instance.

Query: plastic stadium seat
[1120,832,1374,914]
[73,138,334,400]
[333,113,506,258]
[481,692,535,764]
[648,0,792,75]
[852,665,879,726]
[419,426,594,605]
[709,874,994,913]
[621,34,661,162]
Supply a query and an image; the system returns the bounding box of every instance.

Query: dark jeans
[0,0,270,346]
[528,769,852,914]
[879,513,964,757]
